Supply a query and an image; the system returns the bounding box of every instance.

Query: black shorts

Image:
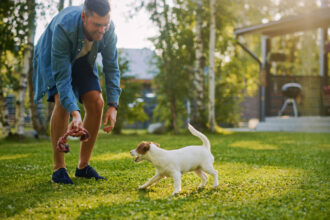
[47,53,101,104]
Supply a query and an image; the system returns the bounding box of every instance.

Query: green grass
[0,131,329,219]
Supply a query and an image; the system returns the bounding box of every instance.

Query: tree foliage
[0,0,36,137]
[0,0,32,95]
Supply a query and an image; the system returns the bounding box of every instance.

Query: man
[33,0,121,184]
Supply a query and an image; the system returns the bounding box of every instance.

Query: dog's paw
[212,184,219,189]
[197,183,206,189]
[170,191,180,197]
[197,185,206,190]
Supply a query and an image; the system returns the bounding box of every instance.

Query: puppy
[130,124,218,195]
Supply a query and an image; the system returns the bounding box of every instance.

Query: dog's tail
[188,123,210,150]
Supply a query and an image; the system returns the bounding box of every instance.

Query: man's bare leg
[50,94,70,171]
[78,90,104,169]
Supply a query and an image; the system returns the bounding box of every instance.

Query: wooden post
[320,27,328,115]
[320,28,327,78]
[260,35,270,121]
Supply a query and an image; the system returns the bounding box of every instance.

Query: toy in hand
[57,128,90,153]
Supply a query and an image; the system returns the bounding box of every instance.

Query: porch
[234,6,330,122]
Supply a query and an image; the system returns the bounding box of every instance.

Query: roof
[120,48,158,80]
[234,7,330,37]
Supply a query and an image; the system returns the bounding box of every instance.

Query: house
[234,6,330,132]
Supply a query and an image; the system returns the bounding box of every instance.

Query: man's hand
[68,110,83,132]
[103,106,117,133]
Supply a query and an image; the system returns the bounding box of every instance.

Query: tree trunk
[192,0,206,130]
[16,47,30,137]
[0,52,9,137]
[27,0,49,136]
[58,0,65,11]
[16,0,37,137]
[208,0,216,132]
[28,74,48,135]
[0,88,10,138]
[162,0,178,133]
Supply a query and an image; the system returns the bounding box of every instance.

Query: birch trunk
[28,46,48,135]
[0,90,10,137]
[0,52,11,137]
[16,0,37,137]
[208,0,216,132]
[16,48,30,136]
[193,0,205,129]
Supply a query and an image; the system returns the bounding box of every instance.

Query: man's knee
[94,95,104,113]
[83,91,104,114]
[53,94,69,117]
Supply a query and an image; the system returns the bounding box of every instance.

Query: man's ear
[81,11,86,23]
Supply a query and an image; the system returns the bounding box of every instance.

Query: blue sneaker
[75,165,106,180]
[52,168,73,184]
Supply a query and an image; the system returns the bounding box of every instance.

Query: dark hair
[84,0,111,17]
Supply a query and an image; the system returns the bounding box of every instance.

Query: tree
[0,0,33,138]
[191,0,207,130]
[135,0,194,133]
[16,0,37,138]
[0,0,17,137]
[208,0,216,132]
[58,0,65,11]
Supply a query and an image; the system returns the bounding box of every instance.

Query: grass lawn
[0,131,329,219]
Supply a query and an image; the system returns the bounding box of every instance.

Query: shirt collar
[78,16,85,43]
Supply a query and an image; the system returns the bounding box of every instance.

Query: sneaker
[75,165,106,180]
[52,168,73,184]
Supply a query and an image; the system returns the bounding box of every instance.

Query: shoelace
[57,128,90,153]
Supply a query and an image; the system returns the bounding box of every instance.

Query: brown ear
[136,141,150,155]
[152,142,160,147]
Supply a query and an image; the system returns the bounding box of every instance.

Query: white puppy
[130,124,218,195]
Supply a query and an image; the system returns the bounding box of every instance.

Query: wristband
[108,102,118,110]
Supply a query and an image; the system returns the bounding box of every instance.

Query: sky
[35,0,157,49]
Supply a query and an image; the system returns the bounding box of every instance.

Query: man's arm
[52,24,82,130]
[51,24,80,114]
[101,22,121,133]
[101,22,121,106]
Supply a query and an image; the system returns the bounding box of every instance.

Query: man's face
[82,11,110,41]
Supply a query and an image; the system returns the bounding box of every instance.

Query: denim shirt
[33,6,121,114]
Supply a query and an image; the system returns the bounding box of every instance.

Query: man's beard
[84,30,94,41]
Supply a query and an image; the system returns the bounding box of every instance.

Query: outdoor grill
[282,83,302,99]
[278,83,302,117]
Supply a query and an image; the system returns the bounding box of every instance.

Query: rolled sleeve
[51,25,79,114]
[101,25,122,105]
